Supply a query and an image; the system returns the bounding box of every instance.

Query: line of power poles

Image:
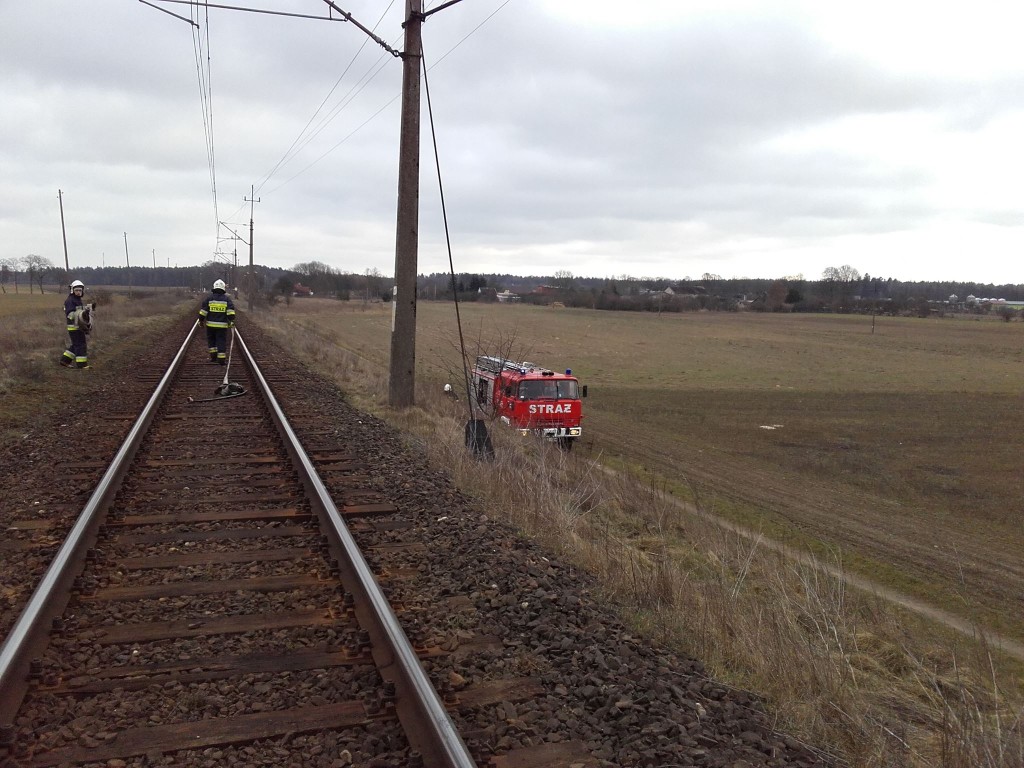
[244,185,260,312]
[59,189,167,279]
[123,232,133,298]
[219,219,247,303]
[58,190,70,274]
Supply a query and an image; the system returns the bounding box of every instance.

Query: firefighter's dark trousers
[62,330,88,368]
[206,326,229,362]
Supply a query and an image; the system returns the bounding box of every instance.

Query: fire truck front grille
[529,415,564,428]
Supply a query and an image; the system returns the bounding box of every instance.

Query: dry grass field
[253,298,1024,766]
[0,289,193,434]
[267,299,1024,642]
[0,292,57,317]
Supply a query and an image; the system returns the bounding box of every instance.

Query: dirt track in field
[592,408,1024,655]
[595,458,1024,662]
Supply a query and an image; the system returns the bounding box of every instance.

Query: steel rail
[233,329,476,768]
[0,321,200,726]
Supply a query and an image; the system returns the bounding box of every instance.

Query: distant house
[674,284,707,295]
[532,285,561,296]
[292,283,314,297]
[496,290,520,303]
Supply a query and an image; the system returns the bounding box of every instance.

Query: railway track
[0,323,501,767]
[0,316,830,768]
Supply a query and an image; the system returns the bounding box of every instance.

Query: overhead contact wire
[205,3,220,237]
[190,1,220,245]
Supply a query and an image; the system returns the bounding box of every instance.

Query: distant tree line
[0,256,394,304]
[414,267,1024,319]
[0,255,248,295]
[4,255,1019,320]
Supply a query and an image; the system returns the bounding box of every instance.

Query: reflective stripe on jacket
[199,292,236,329]
[64,293,83,331]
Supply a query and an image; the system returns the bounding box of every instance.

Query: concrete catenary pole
[245,186,260,311]
[388,0,422,408]
[58,190,70,275]
[123,232,132,299]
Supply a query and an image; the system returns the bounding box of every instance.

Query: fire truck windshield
[519,379,578,400]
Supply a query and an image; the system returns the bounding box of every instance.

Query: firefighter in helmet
[198,279,236,364]
[59,280,91,369]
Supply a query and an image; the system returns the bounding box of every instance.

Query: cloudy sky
[3,0,1023,284]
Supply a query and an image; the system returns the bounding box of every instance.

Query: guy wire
[422,44,474,423]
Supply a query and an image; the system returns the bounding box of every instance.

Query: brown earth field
[269,299,1024,642]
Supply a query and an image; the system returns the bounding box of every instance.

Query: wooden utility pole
[123,232,133,299]
[244,186,260,311]
[388,0,423,408]
[219,221,247,298]
[58,189,70,275]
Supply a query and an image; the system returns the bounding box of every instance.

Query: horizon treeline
[4,259,1021,315]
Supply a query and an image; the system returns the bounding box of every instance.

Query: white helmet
[443,384,453,392]
[70,280,85,290]
[213,279,227,292]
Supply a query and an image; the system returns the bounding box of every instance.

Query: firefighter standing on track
[198,279,236,364]
[59,280,91,369]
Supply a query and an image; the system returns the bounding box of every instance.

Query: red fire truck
[471,355,587,449]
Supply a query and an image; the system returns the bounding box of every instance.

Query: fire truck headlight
[518,429,530,436]
[569,428,581,436]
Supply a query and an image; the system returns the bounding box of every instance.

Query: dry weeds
[0,291,194,430]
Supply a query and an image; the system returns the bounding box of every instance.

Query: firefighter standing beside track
[59,280,92,369]
[198,279,235,364]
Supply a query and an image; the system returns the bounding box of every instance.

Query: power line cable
[429,0,513,69]
[265,0,513,195]
[254,1,397,195]
[255,6,401,195]
[266,70,396,194]
[215,0,515,211]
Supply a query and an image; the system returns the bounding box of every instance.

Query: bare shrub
[90,288,113,305]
